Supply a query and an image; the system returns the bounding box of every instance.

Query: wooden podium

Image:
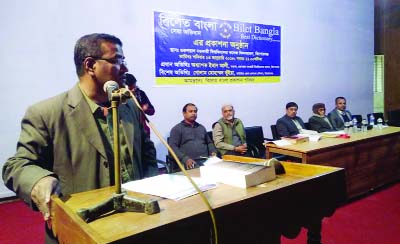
[51,162,346,244]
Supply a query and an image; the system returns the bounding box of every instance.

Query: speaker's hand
[31,176,61,221]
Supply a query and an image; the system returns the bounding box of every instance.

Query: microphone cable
[125,86,218,244]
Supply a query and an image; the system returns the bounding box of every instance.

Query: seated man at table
[276,102,306,138]
[213,104,248,156]
[308,103,336,133]
[328,96,352,130]
[169,103,217,169]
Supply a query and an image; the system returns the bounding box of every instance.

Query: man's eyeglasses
[87,56,127,66]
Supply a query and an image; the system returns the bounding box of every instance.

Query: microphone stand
[111,97,122,194]
[76,88,160,223]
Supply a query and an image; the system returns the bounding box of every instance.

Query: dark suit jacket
[276,115,305,138]
[308,115,335,133]
[328,109,352,130]
[2,84,158,208]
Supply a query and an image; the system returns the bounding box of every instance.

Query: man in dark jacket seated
[308,103,336,133]
[169,103,217,170]
[276,102,306,138]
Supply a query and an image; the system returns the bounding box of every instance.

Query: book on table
[200,158,276,188]
[281,135,309,144]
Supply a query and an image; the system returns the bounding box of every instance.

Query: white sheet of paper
[308,134,322,142]
[299,129,318,135]
[203,156,223,166]
[122,174,216,201]
[270,140,292,146]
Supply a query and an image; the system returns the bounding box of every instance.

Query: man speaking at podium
[2,33,158,243]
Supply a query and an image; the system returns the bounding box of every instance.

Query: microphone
[103,80,119,101]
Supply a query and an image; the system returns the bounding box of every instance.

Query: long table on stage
[266,126,400,198]
[51,162,346,244]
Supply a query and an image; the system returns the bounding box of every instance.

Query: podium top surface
[52,162,345,244]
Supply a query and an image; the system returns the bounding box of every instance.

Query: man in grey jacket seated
[169,103,217,170]
[328,96,352,130]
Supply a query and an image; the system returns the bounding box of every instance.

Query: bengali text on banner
[154,11,281,85]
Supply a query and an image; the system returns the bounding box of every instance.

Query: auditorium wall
[0,0,374,197]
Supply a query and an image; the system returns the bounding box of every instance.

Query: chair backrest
[367,112,385,125]
[244,126,266,159]
[270,124,279,140]
[387,109,400,126]
[304,122,311,130]
[207,131,213,143]
[352,114,362,124]
[165,137,181,173]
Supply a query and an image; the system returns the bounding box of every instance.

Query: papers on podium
[200,158,276,188]
[122,174,216,201]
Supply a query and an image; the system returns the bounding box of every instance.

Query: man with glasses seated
[276,102,306,138]
[328,96,353,130]
[169,103,217,170]
[308,103,336,133]
[2,33,158,244]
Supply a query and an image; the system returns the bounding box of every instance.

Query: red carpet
[0,200,44,244]
[282,182,400,244]
[1,182,399,244]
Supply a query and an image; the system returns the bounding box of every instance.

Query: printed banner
[154,11,281,85]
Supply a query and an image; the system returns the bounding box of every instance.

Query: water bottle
[361,119,368,132]
[369,114,375,126]
[377,118,383,130]
[343,121,350,134]
[352,118,358,133]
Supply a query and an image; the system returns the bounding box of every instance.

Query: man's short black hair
[286,102,298,109]
[182,103,197,112]
[335,96,346,103]
[125,73,137,86]
[74,33,123,77]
